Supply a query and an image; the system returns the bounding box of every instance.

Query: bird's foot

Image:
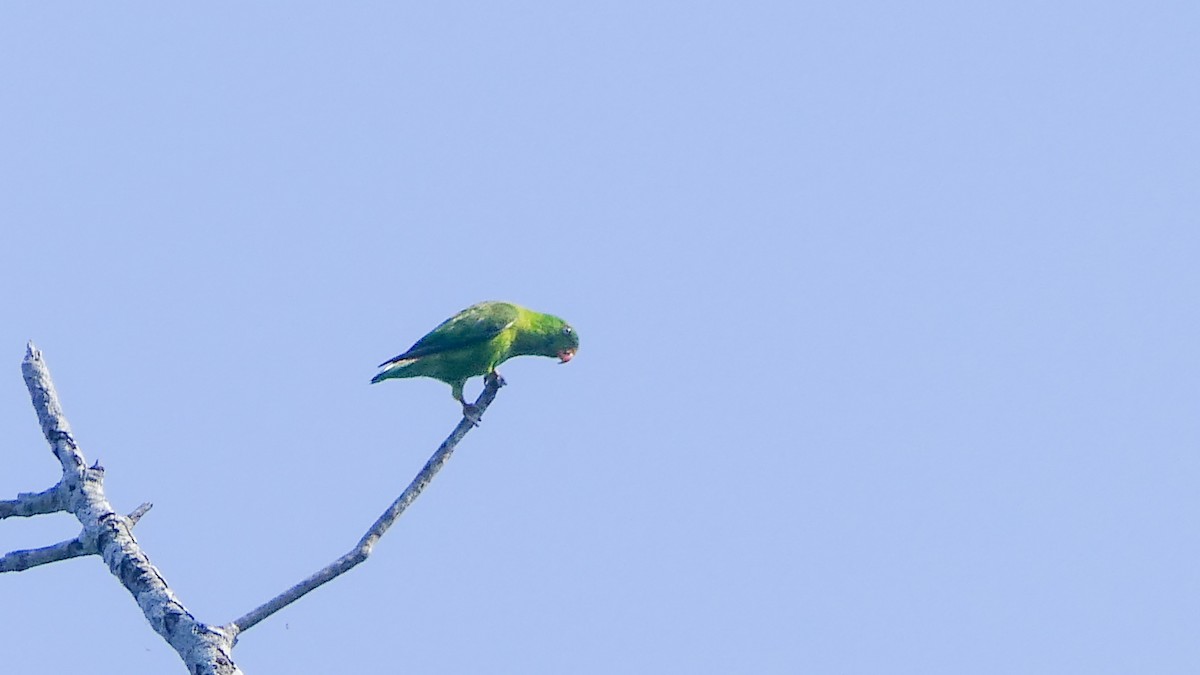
[486,371,507,388]
[461,403,483,427]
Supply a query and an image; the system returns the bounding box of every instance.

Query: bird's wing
[377,302,519,366]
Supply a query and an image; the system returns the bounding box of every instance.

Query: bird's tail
[370,357,417,384]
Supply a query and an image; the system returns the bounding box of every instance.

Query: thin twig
[0,481,65,519]
[126,502,153,525]
[0,534,93,572]
[226,376,504,636]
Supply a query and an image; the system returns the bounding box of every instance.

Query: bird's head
[539,315,579,364]
[553,322,579,364]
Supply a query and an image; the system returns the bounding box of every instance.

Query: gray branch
[225,375,504,636]
[127,501,153,525]
[10,343,503,670]
[0,481,65,518]
[0,533,92,571]
[1,503,153,572]
[16,343,241,674]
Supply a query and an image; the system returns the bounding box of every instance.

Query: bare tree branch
[225,375,504,636]
[126,501,153,525]
[0,481,65,519]
[18,343,242,674]
[10,343,506,670]
[0,533,93,571]
[1,500,154,572]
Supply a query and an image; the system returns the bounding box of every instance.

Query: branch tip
[127,502,153,525]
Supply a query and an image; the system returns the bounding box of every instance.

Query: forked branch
[7,344,502,671]
[10,343,241,674]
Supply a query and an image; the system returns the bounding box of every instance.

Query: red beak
[558,349,576,364]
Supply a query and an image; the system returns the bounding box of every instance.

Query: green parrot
[371,301,579,422]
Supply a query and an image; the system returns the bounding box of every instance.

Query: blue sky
[2,3,1198,673]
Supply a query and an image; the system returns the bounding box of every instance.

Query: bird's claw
[462,403,483,427]
[486,372,507,388]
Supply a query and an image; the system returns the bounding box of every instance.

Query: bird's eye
[562,326,573,335]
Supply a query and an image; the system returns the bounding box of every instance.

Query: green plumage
[372,301,579,419]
